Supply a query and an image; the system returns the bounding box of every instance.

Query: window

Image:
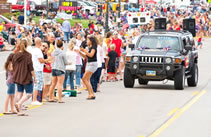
[138,36,180,51]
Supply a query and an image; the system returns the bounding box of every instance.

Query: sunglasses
[42,45,48,49]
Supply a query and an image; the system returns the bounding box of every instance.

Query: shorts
[0,44,4,49]
[52,69,65,77]
[198,42,202,46]
[34,71,44,91]
[115,57,120,69]
[86,62,98,73]
[17,82,33,94]
[7,83,15,95]
[43,72,52,85]
[107,65,115,73]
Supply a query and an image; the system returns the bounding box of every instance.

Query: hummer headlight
[133,57,139,62]
[165,58,172,64]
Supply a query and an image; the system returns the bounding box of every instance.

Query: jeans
[91,67,102,93]
[63,70,75,90]
[75,65,82,87]
[64,32,70,43]
[17,82,33,94]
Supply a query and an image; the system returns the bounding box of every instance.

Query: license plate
[146,70,156,76]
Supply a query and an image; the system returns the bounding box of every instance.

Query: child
[197,33,203,49]
[106,44,118,82]
[4,53,16,114]
[0,34,5,51]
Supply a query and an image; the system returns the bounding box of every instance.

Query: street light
[46,0,48,18]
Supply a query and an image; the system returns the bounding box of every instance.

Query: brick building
[0,0,12,15]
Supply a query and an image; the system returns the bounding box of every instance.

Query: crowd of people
[1,2,210,116]
[2,17,130,116]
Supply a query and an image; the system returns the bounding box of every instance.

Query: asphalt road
[0,39,211,137]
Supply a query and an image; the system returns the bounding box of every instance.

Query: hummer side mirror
[129,44,135,50]
[184,45,192,51]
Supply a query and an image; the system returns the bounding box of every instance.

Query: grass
[32,16,95,28]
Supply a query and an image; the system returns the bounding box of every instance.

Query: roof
[142,31,192,37]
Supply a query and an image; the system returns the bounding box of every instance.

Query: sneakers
[31,101,43,106]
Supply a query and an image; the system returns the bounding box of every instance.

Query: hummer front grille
[139,56,164,64]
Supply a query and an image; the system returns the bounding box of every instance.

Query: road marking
[148,90,206,137]
[79,88,87,91]
[0,113,4,117]
[27,105,41,111]
[192,91,199,96]
[168,108,179,116]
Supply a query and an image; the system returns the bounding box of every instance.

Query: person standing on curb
[48,40,70,103]
[13,39,36,116]
[31,37,49,105]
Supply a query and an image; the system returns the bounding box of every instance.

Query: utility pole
[46,0,48,18]
[105,0,109,33]
[24,0,27,26]
[118,0,121,28]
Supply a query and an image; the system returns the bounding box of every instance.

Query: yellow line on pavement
[192,91,199,96]
[0,113,4,117]
[27,105,41,111]
[149,90,206,137]
[168,108,179,117]
[79,88,87,91]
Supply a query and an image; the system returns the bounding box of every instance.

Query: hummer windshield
[137,36,180,51]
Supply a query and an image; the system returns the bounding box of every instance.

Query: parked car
[12,0,46,16]
[0,15,17,30]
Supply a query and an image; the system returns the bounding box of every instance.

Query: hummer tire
[124,68,135,88]
[174,66,185,90]
[187,63,198,87]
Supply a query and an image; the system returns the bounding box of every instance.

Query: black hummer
[124,31,198,90]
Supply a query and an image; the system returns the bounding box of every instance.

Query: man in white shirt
[31,37,48,105]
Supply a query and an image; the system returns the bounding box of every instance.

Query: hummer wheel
[187,63,198,87]
[174,66,185,90]
[124,68,135,88]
